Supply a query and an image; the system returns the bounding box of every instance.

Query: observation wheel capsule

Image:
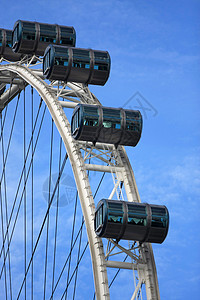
[94,199,169,244]
[71,104,142,147]
[12,20,76,56]
[43,44,111,85]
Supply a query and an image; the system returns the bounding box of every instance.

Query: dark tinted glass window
[102,108,121,129]
[151,207,168,228]
[44,50,51,73]
[72,49,90,69]
[75,109,79,129]
[94,51,109,71]
[83,106,99,126]
[40,24,56,43]
[13,24,20,45]
[96,205,104,229]
[125,111,142,132]
[60,26,75,46]
[94,63,108,71]
[54,47,69,66]
[108,202,122,210]
[127,204,147,226]
[108,211,123,223]
[83,119,98,126]
[54,56,69,66]
[72,108,80,133]
[94,51,109,62]
[108,202,123,223]
[0,30,3,47]
[6,31,12,47]
[22,22,36,41]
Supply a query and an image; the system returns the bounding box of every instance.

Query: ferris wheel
[0,20,169,300]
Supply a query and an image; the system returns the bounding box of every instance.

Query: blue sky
[0,0,200,299]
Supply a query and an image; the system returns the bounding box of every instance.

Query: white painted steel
[85,164,122,173]
[106,261,144,270]
[131,279,143,300]
[0,62,160,300]
[108,180,120,200]
[58,100,77,108]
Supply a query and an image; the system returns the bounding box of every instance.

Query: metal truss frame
[0,56,160,300]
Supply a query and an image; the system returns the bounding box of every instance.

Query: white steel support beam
[131,279,144,300]
[32,69,44,79]
[108,180,120,199]
[106,261,145,271]
[58,100,77,108]
[85,164,122,173]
